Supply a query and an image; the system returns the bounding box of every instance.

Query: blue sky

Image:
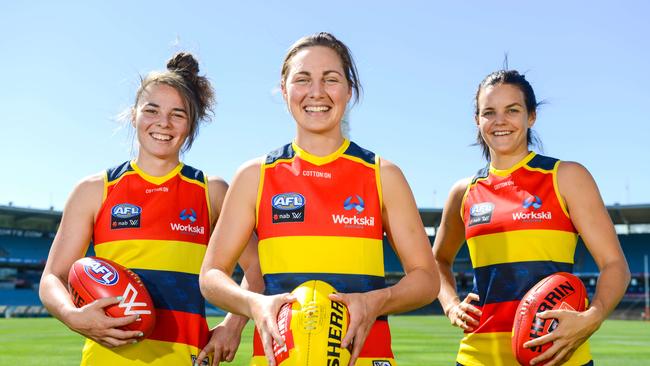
[1,1,649,210]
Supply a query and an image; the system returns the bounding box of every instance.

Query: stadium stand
[1,204,649,319]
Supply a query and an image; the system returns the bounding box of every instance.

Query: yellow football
[273,280,350,366]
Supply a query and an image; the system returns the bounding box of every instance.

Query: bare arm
[200,160,265,316]
[331,159,439,365]
[432,179,469,315]
[375,159,439,314]
[431,178,482,331]
[39,175,140,347]
[559,162,630,323]
[527,162,630,365]
[198,176,264,365]
[200,159,291,366]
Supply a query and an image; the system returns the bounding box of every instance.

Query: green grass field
[1,316,648,365]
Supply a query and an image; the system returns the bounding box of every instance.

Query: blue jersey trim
[527,154,558,171]
[106,161,133,183]
[343,141,376,165]
[263,272,386,296]
[265,143,296,165]
[134,269,205,316]
[472,261,573,305]
[180,164,205,184]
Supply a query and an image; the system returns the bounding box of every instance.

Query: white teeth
[493,131,512,136]
[304,106,330,112]
[151,133,172,141]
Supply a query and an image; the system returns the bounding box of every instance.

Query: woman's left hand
[329,290,387,366]
[524,308,602,366]
[194,314,248,366]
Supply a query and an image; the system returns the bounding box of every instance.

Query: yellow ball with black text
[273,280,350,366]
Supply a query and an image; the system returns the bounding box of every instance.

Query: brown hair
[474,69,542,160]
[134,52,215,152]
[281,32,362,105]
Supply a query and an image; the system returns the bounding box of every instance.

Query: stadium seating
[0,236,51,261]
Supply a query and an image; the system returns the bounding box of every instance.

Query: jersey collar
[291,139,350,166]
[489,151,536,177]
[130,160,183,185]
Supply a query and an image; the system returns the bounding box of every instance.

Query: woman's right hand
[65,296,142,348]
[447,293,482,331]
[247,292,296,366]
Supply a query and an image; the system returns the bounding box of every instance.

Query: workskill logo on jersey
[332,194,375,228]
[272,192,305,223]
[111,203,141,229]
[513,194,552,222]
[170,208,205,235]
[468,202,495,227]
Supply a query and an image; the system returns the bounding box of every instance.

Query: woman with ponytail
[40,52,260,366]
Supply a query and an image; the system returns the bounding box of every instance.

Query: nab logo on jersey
[83,258,119,286]
[272,193,305,223]
[111,203,141,230]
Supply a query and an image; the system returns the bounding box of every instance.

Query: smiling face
[475,83,536,161]
[132,83,190,162]
[281,46,352,139]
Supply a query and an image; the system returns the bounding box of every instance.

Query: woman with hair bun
[433,69,630,366]
[40,52,261,366]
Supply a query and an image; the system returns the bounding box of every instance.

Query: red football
[512,272,588,366]
[68,256,156,337]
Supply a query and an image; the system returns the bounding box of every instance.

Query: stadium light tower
[643,254,650,320]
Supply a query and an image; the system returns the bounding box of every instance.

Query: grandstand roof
[607,204,650,225]
[0,205,61,232]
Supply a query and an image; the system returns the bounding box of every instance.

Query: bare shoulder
[378,157,405,181]
[450,177,471,198]
[557,160,591,179]
[62,172,104,220]
[207,176,229,198]
[557,160,599,199]
[73,173,104,201]
[233,157,264,183]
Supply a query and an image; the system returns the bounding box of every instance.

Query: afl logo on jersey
[112,204,141,218]
[272,193,305,223]
[272,193,305,210]
[83,258,119,286]
[111,203,141,230]
[468,202,495,227]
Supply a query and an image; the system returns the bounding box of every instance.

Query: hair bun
[166,52,200,78]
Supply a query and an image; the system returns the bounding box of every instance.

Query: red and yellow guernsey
[86,160,212,366]
[458,152,592,366]
[251,140,397,366]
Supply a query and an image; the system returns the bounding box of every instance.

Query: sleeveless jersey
[84,160,212,366]
[251,140,397,366]
[457,152,592,366]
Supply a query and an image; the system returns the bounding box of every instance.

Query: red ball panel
[512,272,587,366]
[67,256,156,337]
